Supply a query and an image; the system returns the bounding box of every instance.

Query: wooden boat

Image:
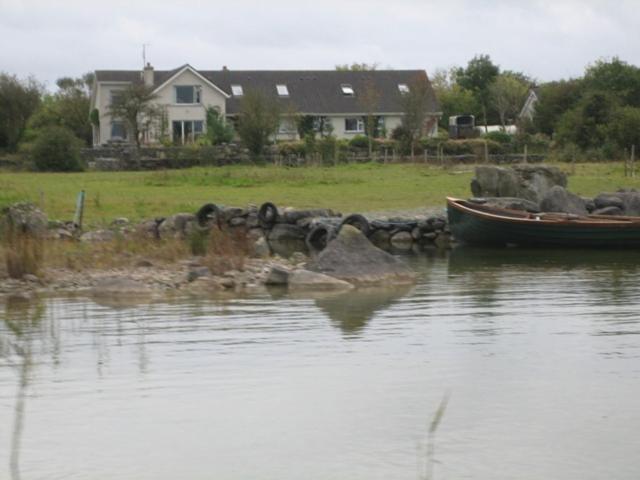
[447,197,640,247]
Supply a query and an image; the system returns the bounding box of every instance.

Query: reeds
[2,224,44,279]
[203,226,250,275]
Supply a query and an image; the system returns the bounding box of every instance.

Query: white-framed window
[231,85,243,96]
[278,118,296,134]
[110,121,127,140]
[398,83,410,94]
[172,120,205,144]
[110,90,123,106]
[175,85,201,104]
[276,84,289,96]
[341,84,355,96]
[344,117,364,133]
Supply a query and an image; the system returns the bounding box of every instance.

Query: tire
[195,203,220,227]
[258,202,279,229]
[306,224,336,252]
[339,214,371,237]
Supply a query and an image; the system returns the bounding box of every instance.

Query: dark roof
[95,67,440,115]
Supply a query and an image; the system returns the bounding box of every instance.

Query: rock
[594,193,625,210]
[469,197,540,212]
[540,186,588,216]
[593,206,624,216]
[620,191,640,216]
[411,227,422,240]
[111,217,129,226]
[283,209,334,224]
[91,276,152,297]
[307,225,416,285]
[135,259,154,268]
[187,266,211,282]
[252,236,271,258]
[187,276,226,293]
[50,228,74,240]
[246,213,260,228]
[136,220,160,239]
[229,217,246,227]
[22,274,39,283]
[290,251,308,264]
[368,229,391,249]
[434,232,452,249]
[422,232,438,241]
[390,231,413,247]
[158,213,196,239]
[287,269,353,290]
[265,265,291,285]
[471,165,567,203]
[80,229,116,242]
[222,207,246,222]
[2,203,48,237]
[267,224,306,242]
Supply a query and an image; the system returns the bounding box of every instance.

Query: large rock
[158,213,196,239]
[2,203,48,237]
[594,191,640,216]
[288,269,353,290]
[307,225,416,285]
[471,165,567,203]
[539,186,588,216]
[469,197,540,212]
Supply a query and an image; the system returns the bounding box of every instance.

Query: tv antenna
[142,43,151,66]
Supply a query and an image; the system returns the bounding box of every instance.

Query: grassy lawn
[1,162,639,225]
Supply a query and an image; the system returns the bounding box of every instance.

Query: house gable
[152,65,230,99]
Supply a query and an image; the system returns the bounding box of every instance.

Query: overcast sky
[2,0,639,89]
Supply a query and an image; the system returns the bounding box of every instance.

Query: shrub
[482,130,513,144]
[277,140,306,157]
[348,135,370,149]
[203,226,250,275]
[31,126,83,171]
[318,135,337,162]
[206,107,234,145]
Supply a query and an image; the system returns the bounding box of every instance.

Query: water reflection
[314,285,414,337]
[1,296,45,480]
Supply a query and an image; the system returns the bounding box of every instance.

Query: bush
[31,126,83,171]
[348,135,370,149]
[277,140,306,156]
[482,131,513,144]
[318,135,337,162]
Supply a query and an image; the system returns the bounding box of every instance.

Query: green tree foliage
[532,79,583,136]
[335,62,378,71]
[607,106,640,151]
[107,83,158,148]
[488,73,529,128]
[31,126,83,171]
[455,54,500,129]
[399,75,432,158]
[583,57,640,106]
[205,107,234,144]
[0,73,42,151]
[555,91,618,150]
[431,68,480,128]
[237,90,281,157]
[358,76,381,156]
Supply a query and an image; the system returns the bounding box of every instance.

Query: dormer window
[175,85,201,104]
[276,84,289,96]
[341,84,355,96]
[231,85,243,96]
[398,83,410,94]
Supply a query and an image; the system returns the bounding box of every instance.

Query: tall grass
[1,219,44,279]
[203,226,250,275]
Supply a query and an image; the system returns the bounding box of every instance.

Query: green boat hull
[448,202,640,248]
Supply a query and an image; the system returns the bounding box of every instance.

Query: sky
[1,0,640,89]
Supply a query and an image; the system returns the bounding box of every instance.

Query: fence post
[524,144,528,163]
[632,144,636,178]
[73,190,85,230]
[484,140,489,163]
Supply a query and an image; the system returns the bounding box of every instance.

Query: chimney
[222,65,228,71]
[143,62,154,87]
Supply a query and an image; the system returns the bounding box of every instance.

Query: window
[231,85,243,96]
[175,85,200,104]
[173,120,205,144]
[110,122,127,140]
[398,83,410,94]
[276,84,289,96]
[278,118,296,134]
[344,117,364,133]
[341,84,355,96]
[110,91,123,106]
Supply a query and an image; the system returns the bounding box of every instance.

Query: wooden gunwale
[446,197,640,228]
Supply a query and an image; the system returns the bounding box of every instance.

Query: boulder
[2,203,48,237]
[307,225,416,285]
[265,265,291,285]
[471,165,567,203]
[267,224,306,242]
[252,236,271,258]
[288,269,353,290]
[592,206,624,216]
[539,186,588,216]
[594,193,625,211]
[469,197,540,212]
[390,231,413,247]
[618,191,640,216]
[80,229,116,242]
[158,213,196,239]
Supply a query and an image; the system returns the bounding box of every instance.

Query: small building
[90,64,441,146]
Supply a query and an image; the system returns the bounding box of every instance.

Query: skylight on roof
[398,83,410,94]
[341,84,355,96]
[231,85,243,96]
[276,84,289,96]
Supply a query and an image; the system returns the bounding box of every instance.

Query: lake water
[2,247,640,480]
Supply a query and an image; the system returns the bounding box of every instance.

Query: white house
[90,64,441,146]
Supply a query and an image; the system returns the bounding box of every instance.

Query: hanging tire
[306,224,336,252]
[258,202,279,229]
[339,214,371,237]
[195,203,220,227]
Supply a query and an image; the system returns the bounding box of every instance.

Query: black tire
[306,224,336,252]
[258,202,279,229]
[339,214,371,237]
[195,203,220,227]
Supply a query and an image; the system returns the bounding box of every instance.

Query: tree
[583,57,640,107]
[358,76,381,157]
[335,62,378,71]
[31,126,83,171]
[27,73,94,146]
[205,107,234,144]
[0,73,42,151]
[237,90,281,158]
[456,54,500,130]
[431,69,480,128]
[607,106,640,153]
[555,91,618,150]
[532,79,583,136]
[399,74,432,159]
[488,74,529,129]
[107,82,158,148]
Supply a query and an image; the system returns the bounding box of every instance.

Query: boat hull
[447,198,640,248]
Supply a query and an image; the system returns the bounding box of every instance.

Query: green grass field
[1,162,639,225]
